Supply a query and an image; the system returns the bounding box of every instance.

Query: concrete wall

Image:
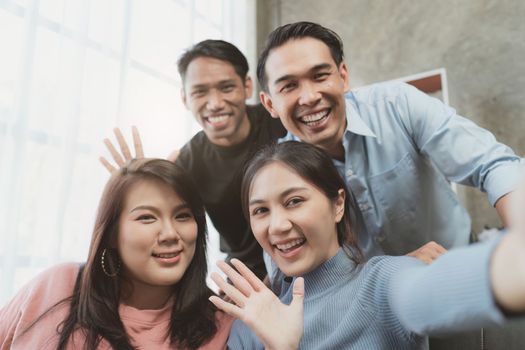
[257,0,525,234]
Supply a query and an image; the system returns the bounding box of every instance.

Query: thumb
[291,277,304,310]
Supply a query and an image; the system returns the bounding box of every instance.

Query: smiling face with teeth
[117,178,198,305]
[260,37,350,159]
[182,56,253,147]
[248,161,344,276]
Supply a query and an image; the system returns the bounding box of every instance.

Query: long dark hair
[241,142,362,265]
[52,159,217,349]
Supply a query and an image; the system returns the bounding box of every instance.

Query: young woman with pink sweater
[0,159,233,349]
[0,159,302,350]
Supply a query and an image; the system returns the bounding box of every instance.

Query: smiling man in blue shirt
[257,21,522,259]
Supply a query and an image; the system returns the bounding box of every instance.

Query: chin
[278,262,311,278]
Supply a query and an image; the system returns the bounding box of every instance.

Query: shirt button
[346,169,353,177]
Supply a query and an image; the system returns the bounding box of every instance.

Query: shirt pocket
[367,152,425,253]
[369,152,420,219]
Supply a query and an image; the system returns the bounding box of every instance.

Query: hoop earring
[101,248,121,277]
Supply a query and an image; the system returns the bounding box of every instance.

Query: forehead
[265,37,336,83]
[123,179,182,208]
[249,162,314,199]
[184,56,242,87]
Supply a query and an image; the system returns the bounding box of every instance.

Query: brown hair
[51,159,216,349]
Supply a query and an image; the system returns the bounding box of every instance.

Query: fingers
[210,272,247,308]
[425,241,447,259]
[291,277,304,311]
[103,138,125,167]
[209,295,243,319]
[217,260,254,296]
[167,149,180,163]
[230,259,267,292]
[292,277,304,298]
[99,157,117,173]
[114,128,132,161]
[407,241,447,264]
[131,126,144,158]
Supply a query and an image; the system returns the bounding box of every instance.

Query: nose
[268,208,293,236]
[206,89,226,111]
[298,81,321,106]
[158,220,181,244]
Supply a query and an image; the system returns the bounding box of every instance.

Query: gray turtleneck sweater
[228,238,505,349]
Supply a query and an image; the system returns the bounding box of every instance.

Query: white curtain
[0,0,255,306]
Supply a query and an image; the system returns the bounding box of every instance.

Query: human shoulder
[22,263,80,297]
[350,81,417,106]
[0,262,81,346]
[247,104,287,139]
[176,131,210,168]
[354,255,424,302]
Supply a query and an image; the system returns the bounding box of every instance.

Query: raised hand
[99,126,144,173]
[209,259,304,350]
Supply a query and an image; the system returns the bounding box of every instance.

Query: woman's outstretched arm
[490,178,525,313]
[209,259,304,350]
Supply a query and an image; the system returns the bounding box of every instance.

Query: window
[0,0,255,306]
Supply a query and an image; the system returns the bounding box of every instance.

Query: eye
[136,214,156,223]
[285,197,303,207]
[191,89,207,98]
[251,206,268,216]
[175,211,194,221]
[314,72,330,81]
[279,81,297,93]
[220,84,235,93]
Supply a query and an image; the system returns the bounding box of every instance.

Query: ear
[181,88,189,109]
[334,189,346,223]
[244,76,254,99]
[260,91,279,119]
[338,62,350,93]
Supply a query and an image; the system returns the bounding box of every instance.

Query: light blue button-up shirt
[281,82,522,258]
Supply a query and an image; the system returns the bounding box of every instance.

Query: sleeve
[226,319,263,350]
[396,83,523,205]
[0,263,78,349]
[0,290,23,349]
[389,237,506,336]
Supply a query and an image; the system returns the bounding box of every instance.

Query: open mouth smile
[204,113,231,126]
[273,238,306,254]
[299,109,330,127]
[152,251,182,264]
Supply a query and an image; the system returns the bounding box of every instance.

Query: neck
[320,118,347,161]
[121,279,175,310]
[300,248,355,296]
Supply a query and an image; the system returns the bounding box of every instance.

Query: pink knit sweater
[0,263,233,349]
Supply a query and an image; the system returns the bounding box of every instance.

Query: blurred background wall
[257,0,525,234]
[256,1,525,349]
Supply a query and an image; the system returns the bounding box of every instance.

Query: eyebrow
[190,79,237,90]
[129,203,190,214]
[272,63,333,86]
[249,187,308,206]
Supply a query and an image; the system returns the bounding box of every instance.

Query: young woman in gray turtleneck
[210,141,525,350]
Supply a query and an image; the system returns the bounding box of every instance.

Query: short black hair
[257,21,345,91]
[177,39,249,83]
